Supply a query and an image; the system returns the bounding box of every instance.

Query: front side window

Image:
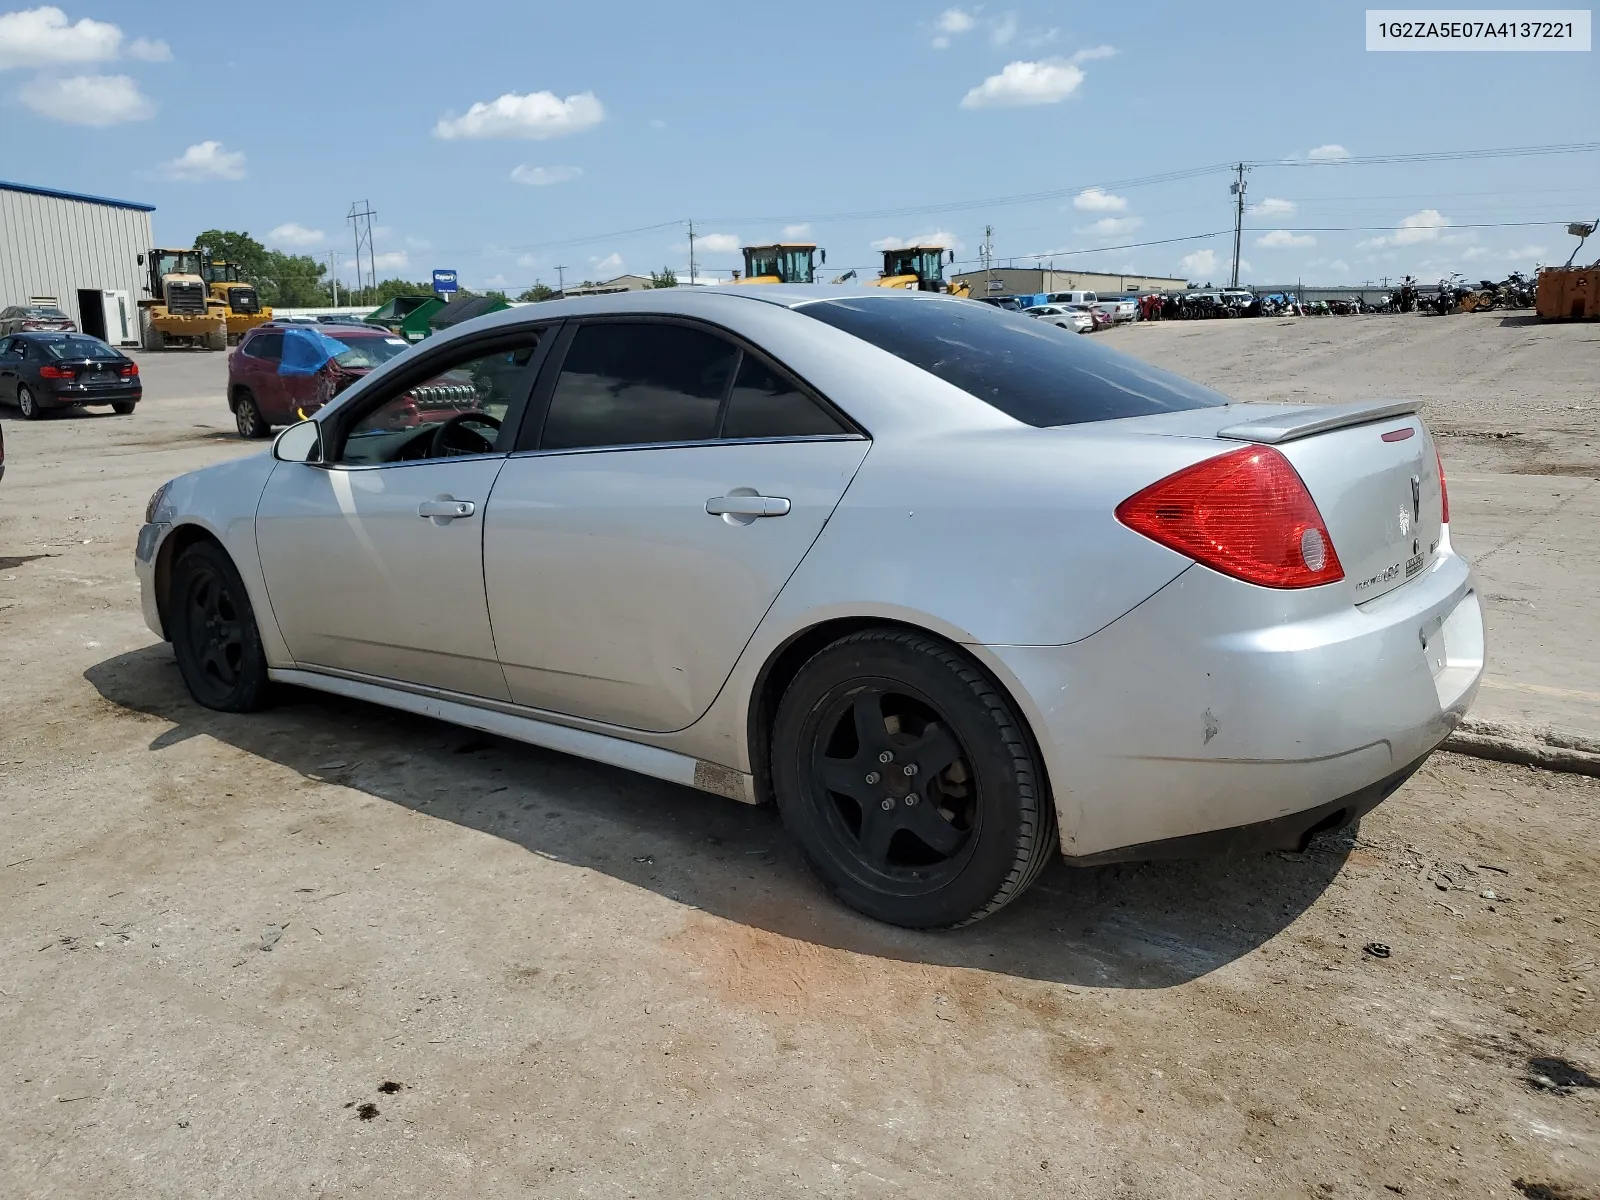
[339,338,543,466]
[540,323,737,451]
[799,296,1227,428]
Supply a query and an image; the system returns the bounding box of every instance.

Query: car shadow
[85,644,1355,990]
[1495,313,1542,327]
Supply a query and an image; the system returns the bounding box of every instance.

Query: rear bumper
[40,382,141,407]
[985,545,1484,861]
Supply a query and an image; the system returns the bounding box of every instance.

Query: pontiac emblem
[1398,507,1411,537]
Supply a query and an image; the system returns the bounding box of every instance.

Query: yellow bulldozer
[869,245,970,297]
[201,259,273,342]
[139,248,227,350]
[733,243,824,284]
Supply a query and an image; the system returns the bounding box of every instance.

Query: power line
[950,229,1231,269]
[1256,140,1600,168]
[1251,219,1571,232]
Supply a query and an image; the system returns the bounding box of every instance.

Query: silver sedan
[135,287,1485,928]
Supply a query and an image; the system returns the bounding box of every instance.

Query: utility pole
[687,220,697,287]
[326,251,342,306]
[348,200,377,297]
[555,265,567,297]
[1228,163,1249,289]
[981,224,994,296]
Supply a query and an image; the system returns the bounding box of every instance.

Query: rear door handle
[418,495,476,523]
[706,492,791,520]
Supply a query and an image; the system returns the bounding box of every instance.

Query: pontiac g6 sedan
[135,287,1484,928]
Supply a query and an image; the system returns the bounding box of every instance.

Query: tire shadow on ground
[86,644,1355,990]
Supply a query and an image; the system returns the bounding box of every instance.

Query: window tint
[244,332,284,361]
[723,353,846,440]
[339,338,542,466]
[799,297,1227,427]
[39,336,119,361]
[540,322,737,450]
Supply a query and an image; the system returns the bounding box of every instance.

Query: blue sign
[432,269,458,294]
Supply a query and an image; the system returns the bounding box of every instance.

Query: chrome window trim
[504,432,868,462]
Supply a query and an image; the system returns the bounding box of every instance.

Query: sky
[2,1,1597,291]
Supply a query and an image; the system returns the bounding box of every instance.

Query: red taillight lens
[120,361,139,377]
[1436,448,1450,524]
[1115,445,1344,589]
[38,364,74,379]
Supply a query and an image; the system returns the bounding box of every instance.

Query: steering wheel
[429,410,502,458]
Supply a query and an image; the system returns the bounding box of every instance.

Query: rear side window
[799,297,1227,427]
[540,322,737,450]
[723,354,845,440]
[243,332,284,361]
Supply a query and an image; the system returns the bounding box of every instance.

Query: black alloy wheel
[772,629,1056,928]
[170,542,270,712]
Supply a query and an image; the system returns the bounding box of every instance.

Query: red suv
[227,323,413,438]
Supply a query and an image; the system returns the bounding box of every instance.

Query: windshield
[38,336,120,361]
[778,247,814,283]
[745,248,779,279]
[799,296,1228,427]
[330,334,411,369]
[156,250,202,278]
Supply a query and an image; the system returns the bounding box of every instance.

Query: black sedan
[0,332,141,419]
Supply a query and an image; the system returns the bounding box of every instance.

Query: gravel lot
[1,315,1596,1198]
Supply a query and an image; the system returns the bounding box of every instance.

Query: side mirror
[273,419,323,464]
[818,249,826,265]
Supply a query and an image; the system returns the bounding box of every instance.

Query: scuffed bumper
[135,521,167,640]
[986,548,1485,861]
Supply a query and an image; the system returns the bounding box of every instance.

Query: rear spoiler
[1217,399,1419,445]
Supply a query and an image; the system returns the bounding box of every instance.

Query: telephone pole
[1228,163,1249,289]
[348,200,377,296]
[555,265,567,296]
[687,220,697,287]
[981,224,994,295]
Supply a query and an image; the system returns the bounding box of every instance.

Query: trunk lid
[1104,400,1444,604]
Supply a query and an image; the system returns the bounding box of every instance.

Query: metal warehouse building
[1,179,154,346]
[952,267,1190,299]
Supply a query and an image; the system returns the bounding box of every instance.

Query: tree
[193,229,269,280]
[483,290,510,304]
[257,251,327,307]
[517,284,556,302]
[648,266,678,289]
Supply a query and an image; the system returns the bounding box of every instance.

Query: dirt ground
[1,314,1596,1198]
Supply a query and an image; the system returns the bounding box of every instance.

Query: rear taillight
[1115,445,1344,589]
[38,364,74,379]
[120,361,139,377]
[1436,448,1450,524]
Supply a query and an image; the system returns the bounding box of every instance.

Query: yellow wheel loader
[732,243,824,284]
[201,259,273,342]
[139,248,227,350]
[869,245,969,297]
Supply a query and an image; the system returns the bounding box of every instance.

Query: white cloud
[1237,258,1252,275]
[434,90,604,140]
[160,140,245,181]
[691,232,741,254]
[1505,244,1547,261]
[269,222,324,247]
[1327,259,1350,274]
[1072,186,1127,213]
[781,222,812,239]
[590,252,623,273]
[1459,246,1489,261]
[871,229,962,252]
[370,251,410,272]
[126,36,169,62]
[405,234,432,251]
[1179,248,1218,279]
[510,163,583,186]
[483,274,509,288]
[516,253,540,269]
[1255,229,1316,248]
[1307,143,1350,161]
[648,117,665,129]
[991,13,1018,45]
[1248,196,1296,217]
[937,8,974,33]
[1360,208,1451,248]
[960,59,1084,108]
[1068,44,1117,64]
[1075,216,1143,238]
[17,73,152,124]
[0,6,120,68]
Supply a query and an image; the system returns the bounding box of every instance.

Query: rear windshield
[26,307,67,318]
[800,296,1227,427]
[330,334,410,369]
[38,336,120,361]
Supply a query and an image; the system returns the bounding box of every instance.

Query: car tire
[112,400,136,415]
[233,390,270,439]
[770,627,1056,928]
[168,540,272,713]
[17,384,45,420]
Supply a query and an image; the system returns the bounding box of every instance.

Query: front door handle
[706,491,791,523]
[418,495,476,524]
